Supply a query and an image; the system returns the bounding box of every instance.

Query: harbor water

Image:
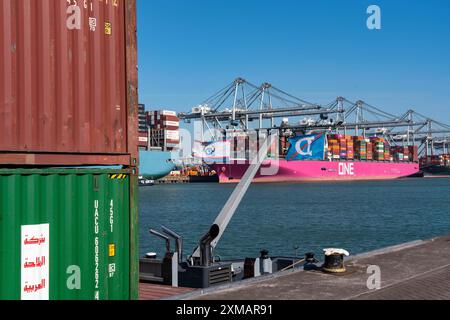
[139,178,450,260]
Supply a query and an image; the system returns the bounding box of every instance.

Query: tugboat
[183,165,219,183]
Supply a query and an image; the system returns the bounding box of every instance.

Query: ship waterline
[212,160,420,183]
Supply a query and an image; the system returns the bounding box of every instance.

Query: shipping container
[138,104,148,132]
[158,110,177,117]
[159,115,180,122]
[161,121,180,128]
[409,146,419,162]
[0,168,138,300]
[146,111,180,131]
[0,0,138,167]
[165,130,180,141]
[138,131,149,148]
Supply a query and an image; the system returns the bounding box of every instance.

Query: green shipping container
[0,169,138,300]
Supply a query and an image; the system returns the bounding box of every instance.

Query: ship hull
[420,165,450,176]
[189,175,219,183]
[212,160,420,183]
[139,150,175,180]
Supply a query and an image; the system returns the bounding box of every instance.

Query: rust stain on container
[125,0,139,167]
[0,0,138,166]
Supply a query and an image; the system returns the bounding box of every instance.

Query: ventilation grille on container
[208,266,232,286]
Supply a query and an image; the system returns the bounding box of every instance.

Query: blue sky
[136,0,450,121]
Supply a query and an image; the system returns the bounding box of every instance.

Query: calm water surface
[139,178,450,260]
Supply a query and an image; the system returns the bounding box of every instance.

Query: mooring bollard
[322,248,350,274]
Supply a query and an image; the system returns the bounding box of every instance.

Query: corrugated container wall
[0,0,138,166]
[0,169,139,300]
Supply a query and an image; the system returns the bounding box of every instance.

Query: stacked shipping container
[385,143,392,161]
[225,133,419,163]
[0,0,139,167]
[409,146,419,162]
[148,110,180,130]
[325,135,417,162]
[0,0,139,300]
[148,110,180,150]
[420,154,450,167]
[346,136,354,160]
[0,169,137,300]
[138,105,149,148]
[327,135,340,160]
[371,138,385,161]
[229,132,280,159]
[137,108,180,151]
[138,105,148,132]
[339,137,347,159]
[355,137,367,160]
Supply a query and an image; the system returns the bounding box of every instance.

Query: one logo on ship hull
[338,163,355,176]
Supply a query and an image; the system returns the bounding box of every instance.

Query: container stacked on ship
[206,132,420,183]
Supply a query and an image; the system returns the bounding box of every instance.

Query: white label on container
[164,121,179,127]
[159,110,177,117]
[21,224,50,300]
[165,130,180,140]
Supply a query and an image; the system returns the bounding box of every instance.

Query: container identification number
[94,200,100,300]
[109,199,114,233]
[66,0,119,11]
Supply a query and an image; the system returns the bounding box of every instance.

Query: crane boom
[191,131,279,261]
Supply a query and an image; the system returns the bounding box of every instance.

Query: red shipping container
[138,132,149,148]
[0,0,139,166]
[157,110,177,117]
[402,148,410,161]
[154,119,179,131]
[159,115,179,122]
[409,146,419,162]
[157,126,179,131]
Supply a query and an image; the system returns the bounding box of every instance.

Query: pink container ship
[202,133,420,183]
[212,160,420,183]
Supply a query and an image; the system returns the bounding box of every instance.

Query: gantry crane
[179,78,450,157]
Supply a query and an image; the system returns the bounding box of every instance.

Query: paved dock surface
[139,283,194,300]
[188,235,450,300]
